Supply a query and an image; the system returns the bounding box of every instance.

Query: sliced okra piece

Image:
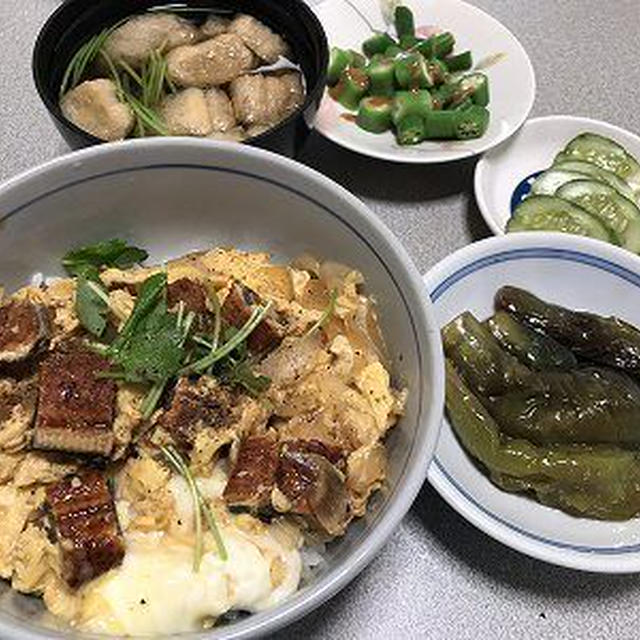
[363,32,397,57]
[444,50,473,72]
[396,113,425,145]
[366,57,396,96]
[327,47,352,85]
[329,67,370,110]
[431,32,455,58]
[424,105,489,139]
[392,90,433,125]
[356,96,393,133]
[394,5,415,39]
[394,52,434,89]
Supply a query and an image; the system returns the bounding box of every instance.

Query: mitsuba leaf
[75,273,109,337]
[62,238,148,277]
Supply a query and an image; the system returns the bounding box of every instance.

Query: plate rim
[313,0,536,164]
[474,114,640,236]
[424,231,640,574]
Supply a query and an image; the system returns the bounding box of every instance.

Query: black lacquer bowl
[33,0,328,157]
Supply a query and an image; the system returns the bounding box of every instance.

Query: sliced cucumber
[556,180,640,252]
[531,169,592,195]
[559,133,640,195]
[507,195,611,241]
[552,159,638,203]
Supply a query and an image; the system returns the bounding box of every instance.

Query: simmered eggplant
[489,366,640,446]
[445,360,640,520]
[485,310,577,370]
[442,311,529,396]
[496,286,640,373]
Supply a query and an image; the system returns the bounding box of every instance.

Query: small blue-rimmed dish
[425,231,640,573]
[474,115,640,236]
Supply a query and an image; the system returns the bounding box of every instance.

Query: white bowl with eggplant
[426,231,640,573]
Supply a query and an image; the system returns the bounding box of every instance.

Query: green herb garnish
[76,271,110,337]
[305,288,338,336]
[106,273,195,418]
[63,238,148,277]
[184,302,273,375]
[59,26,115,98]
[223,359,271,396]
[160,445,228,570]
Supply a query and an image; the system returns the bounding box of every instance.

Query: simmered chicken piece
[205,88,237,133]
[200,15,230,38]
[33,343,116,456]
[228,14,290,64]
[0,300,48,363]
[102,12,200,69]
[230,72,304,127]
[159,88,213,137]
[60,79,135,142]
[167,34,255,88]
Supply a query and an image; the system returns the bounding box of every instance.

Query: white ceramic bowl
[313,0,535,163]
[0,139,444,638]
[425,231,640,573]
[475,115,640,235]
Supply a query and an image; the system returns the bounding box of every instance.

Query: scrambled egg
[76,466,301,636]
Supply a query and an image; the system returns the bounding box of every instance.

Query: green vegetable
[507,195,611,241]
[556,179,640,252]
[451,73,489,107]
[362,32,396,57]
[485,311,577,370]
[444,50,473,72]
[394,52,433,89]
[431,83,457,110]
[160,445,227,570]
[365,57,395,97]
[392,90,433,125]
[552,159,638,203]
[559,133,640,195]
[495,285,640,374]
[327,47,352,85]
[426,59,448,86]
[105,273,194,418]
[431,32,455,58]
[59,23,122,97]
[531,169,592,196]
[348,50,367,68]
[385,44,403,58]
[329,68,370,110]
[445,359,640,520]
[396,114,425,145]
[357,97,393,133]
[442,311,530,396]
[423,105,489,139]
[306,288,339,336]
[184,302,273,375]
[76,272,110,337]
[62,238,148,277]
[489,366,640,446]
[223,359,271,396]
[394,5,415,39]
[399,35,420,50]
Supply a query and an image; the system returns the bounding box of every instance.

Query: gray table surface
[2,1,640,638]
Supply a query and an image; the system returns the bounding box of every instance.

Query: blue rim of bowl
[429,245,640,555]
